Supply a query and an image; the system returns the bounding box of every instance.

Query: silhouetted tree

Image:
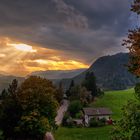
[56,82,64,103]
[66,80,75,97]
[82,72,98,98]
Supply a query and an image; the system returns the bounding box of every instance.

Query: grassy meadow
[54,88,135,140]
[91,88,135,120]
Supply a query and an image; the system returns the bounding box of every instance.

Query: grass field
[91,88,135,120]
[54,126,112,140]
[54,88,135,140]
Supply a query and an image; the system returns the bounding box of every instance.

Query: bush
[66,118,75,128]
[89,118,98,127]
[68,100,83,117]
[135,83,140,100]
[98,120,105,127]
[75,111,83,119]
[99,118,106,124]
[62,113,70,126]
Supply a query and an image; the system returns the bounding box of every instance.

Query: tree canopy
[0,76,59,139]
[111,0,140,139]
[123,0,140,76]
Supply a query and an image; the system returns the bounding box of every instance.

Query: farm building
[83,107,112,125]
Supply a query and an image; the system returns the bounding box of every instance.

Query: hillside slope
[73,53,139,90]
[67,53,139,90]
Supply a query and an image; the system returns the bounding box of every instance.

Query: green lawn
[55,88,135,140]
[54,126,112,140]
[91,88,135,120]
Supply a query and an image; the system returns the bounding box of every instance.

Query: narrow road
[45,100,69,140]
[55,99,69,125]
[44,132,55,140]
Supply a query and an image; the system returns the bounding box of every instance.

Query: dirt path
[55,99,69,125]
[44,132,55,140]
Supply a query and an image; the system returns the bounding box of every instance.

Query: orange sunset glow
[0,37,89,76]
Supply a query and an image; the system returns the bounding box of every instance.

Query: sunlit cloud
[0,54,6,58]
[0,37,89,76]
[7,43,37,52]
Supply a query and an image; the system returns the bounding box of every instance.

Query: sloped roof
[83,107,112,116]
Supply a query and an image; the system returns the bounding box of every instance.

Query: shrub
[68,100,83,117]
[89,118,98,127]
[99,118,106,124]
[75,111,83,119]
[66,117,75,128]
[62,113,70,126]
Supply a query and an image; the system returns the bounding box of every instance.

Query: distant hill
[0,75,24,93]
[61,53,140,90]
[0,53,139,92]
[30,69,86,80]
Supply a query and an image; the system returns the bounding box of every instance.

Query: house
[83,107,112,125]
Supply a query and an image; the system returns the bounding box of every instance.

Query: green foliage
[134,83,140,100]
[75,111,83,119]
[99,118,106,124]
[89,118,106,127]
[111,84,140,140]
[55,82,64,103]
[82,72,104,98]
[67,84,92,106]
[66,117,75,128]
[66,80,75,97]
[82,72,97,97]
[62,112,74,127]
[68,100,83,117]
[17,111,50,139]
[0,76,58,139]
[89,118,98,127]
[62,113,70,126]
[111,100,140,140]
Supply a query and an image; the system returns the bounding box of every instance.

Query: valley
[54,88,135,140]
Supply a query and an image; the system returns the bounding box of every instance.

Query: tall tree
[123,0,140,77]
[66,80,75,97]
[55,82,64,103]
[111,1,140,139]
[82,72,98,97]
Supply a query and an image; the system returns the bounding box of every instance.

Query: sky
[0,0,134,76]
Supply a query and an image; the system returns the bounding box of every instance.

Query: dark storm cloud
[0,0,132,64]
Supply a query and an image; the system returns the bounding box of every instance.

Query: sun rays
[0,37,89,76]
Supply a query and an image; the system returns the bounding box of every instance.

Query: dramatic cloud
[0,37,88,76]
[0,0,134,75]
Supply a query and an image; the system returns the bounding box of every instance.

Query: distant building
[83,107,112,126]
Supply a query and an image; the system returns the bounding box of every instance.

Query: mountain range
[0,53,139,93]
[30,69,86,80]
[73,53,139,90]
